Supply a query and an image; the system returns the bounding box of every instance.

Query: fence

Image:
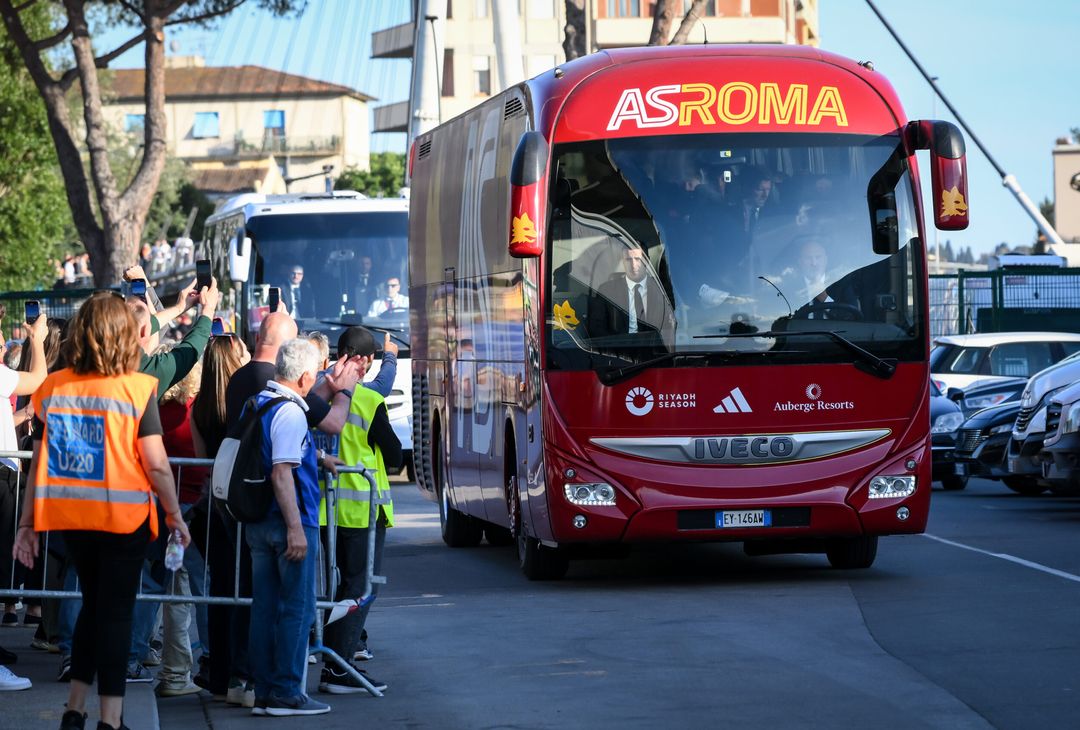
[0,453,386,697]
[929,267,1080,337]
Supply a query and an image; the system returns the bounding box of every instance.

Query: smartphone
[195,259,212,290]
[130,278,147,300]
[25,300,40,324]
[211,317,226,336]
[267,287,281,312]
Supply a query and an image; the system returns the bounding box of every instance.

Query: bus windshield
[246,211,409,345]
[546,132,924,371]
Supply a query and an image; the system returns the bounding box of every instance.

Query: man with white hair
[246,339,342,717]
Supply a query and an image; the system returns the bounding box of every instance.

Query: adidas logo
[713,387,752,414]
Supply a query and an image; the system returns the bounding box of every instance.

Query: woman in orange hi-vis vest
[12,292,190,730]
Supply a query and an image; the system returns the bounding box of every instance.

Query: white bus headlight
[564,482,616,506]
[868,475,916,499]
[931,412,964,434]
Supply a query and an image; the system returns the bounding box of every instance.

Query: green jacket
[139,315,211,400]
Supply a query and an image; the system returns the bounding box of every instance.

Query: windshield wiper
[596,352,709,386]
[695,329,897,380]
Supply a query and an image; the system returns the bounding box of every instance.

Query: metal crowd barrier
[0,451,386,697]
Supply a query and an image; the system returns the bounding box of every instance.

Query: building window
[263,109,285,137]
[527,54,556,79]
[124,114,145,133]
[192,111,220,139]
[442,49,455,97]
[607,0,641,16]
[528,0,554,18]
[475,0,488,18]
[473,55,491,96]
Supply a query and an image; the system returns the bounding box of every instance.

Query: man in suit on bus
[587,244,675,348]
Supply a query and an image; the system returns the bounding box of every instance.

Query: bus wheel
[506,472,568,580]
[826,536,878,570]
[436,441,482,548]
[1003,476,1046,495]
[941,474,968,491]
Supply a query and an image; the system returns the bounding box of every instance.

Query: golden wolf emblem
[552,300,579,331]
[511,212,538,244]
[940,186,968,218]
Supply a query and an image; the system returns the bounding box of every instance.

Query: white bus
[203,191,415,478]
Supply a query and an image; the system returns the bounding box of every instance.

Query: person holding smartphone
[0,307,49,690]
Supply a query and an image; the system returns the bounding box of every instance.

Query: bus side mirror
[229,230,251,283]
[908,120,969,231]
[508,131,549,259]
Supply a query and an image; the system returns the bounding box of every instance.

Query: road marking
[923,533,1080,584]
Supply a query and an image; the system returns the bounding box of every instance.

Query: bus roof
[206,190,408,223]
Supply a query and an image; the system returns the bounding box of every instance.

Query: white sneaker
[0,665,31,691]
[353,648,374,661]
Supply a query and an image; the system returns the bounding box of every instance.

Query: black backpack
[211,396,290,522]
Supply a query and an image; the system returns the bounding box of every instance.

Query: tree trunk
[670,0,709,45]
[649,0,677,45]
[562,0,587,61]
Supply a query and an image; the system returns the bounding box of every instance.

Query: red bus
[408,45,969,579]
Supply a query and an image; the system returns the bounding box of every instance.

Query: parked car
[930,332,1080,391]
[955,376,1027,419]
[952,400,1022,486]
[1005,352,1080,495]
[930,379,966,490]
[1039,380,1080,494]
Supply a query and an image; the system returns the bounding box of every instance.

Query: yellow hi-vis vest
[321,387,393,529]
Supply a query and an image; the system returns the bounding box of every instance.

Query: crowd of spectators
[1,271,402,726]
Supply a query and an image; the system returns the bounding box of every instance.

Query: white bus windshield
[246,211,409,342]
[545,132,925,370]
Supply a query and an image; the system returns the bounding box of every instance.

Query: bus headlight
[868,475,916,499]
[563,482,616,506]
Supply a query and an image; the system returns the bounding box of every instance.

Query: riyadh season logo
[626,387,654,416]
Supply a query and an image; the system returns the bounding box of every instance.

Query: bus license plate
[716,510,771,528]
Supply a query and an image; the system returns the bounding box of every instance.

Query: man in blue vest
[318,327,401,695]
[247,338,344,717]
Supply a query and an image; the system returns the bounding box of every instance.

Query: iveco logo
[692,436,795,462]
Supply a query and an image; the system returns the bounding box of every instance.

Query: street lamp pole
[931,75,940,274]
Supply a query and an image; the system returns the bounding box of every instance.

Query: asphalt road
[165,476,1080,730]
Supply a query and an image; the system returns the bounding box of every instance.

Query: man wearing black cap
[318,327,401,695]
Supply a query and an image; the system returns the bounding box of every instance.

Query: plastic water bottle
[164,529,184,571]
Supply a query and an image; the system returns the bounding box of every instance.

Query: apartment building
[372,0,819,133]
[107,57,374,196]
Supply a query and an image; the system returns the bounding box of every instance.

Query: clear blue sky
[101,0,1078,256]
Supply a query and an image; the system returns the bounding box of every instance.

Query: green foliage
[335,153,406,198]
[178,183,217,243]
[0,4,73,292]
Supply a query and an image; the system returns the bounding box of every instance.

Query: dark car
[956,376,1027,419]
[930,379,966,490]
[952,399,1022,488]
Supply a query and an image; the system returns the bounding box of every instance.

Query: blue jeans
[129,562,162,662]
[246,514,318,700]
[57,566,81,655]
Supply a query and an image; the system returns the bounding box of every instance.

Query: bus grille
[1014,405,1036,433]
[956,428,988,455]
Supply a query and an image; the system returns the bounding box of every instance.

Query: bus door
[446,269,482,515]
